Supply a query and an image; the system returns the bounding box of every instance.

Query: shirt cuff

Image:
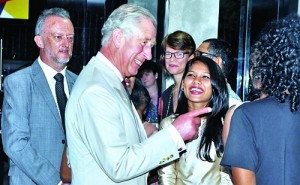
[166,125,186,152]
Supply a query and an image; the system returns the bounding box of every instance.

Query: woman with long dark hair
[158,56,229,185]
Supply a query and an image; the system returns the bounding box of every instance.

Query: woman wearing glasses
[160,30,196,119]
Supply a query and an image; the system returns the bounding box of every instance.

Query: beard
[54,52,72,65]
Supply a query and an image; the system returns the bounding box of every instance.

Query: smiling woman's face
[182,61,212,110]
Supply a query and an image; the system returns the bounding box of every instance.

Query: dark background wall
[0,0,128,76]
[218,0,298,100]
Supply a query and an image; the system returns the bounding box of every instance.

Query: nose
[143,45,152,60]
[193,77,202,84]
[62,37,71,47]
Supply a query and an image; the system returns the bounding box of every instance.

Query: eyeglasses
[165,51,190,59]
[51,33,74,43]
[194,50,218,58]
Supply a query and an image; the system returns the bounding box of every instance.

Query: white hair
[101,3,157,46]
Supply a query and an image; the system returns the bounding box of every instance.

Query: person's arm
[221,104,257,185]
[1,76,61,185]
[77,86,211,182]
[232,167,256,185]
[157,117,177,185]
[222,105,237,146]
[143,121,158,137]
[60,144,71,183]
[157,162,176,185]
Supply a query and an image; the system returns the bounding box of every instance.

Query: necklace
[166,84,175,117]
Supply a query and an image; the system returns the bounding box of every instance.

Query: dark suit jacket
[1,60,77,185]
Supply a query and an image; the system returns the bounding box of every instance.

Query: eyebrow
[188,70,210,74]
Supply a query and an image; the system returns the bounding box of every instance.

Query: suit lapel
[65,71,76,92]
[31,61,61,125]
[97,59,147,141]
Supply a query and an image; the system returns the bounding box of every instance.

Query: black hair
[253,14,300,112]
[138,60,159,75]
[247,47,264,101]
[130,78,151,120]
[202,38,234,78]
[176,56,229,162]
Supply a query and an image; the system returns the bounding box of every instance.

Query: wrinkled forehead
[42,16,74,34]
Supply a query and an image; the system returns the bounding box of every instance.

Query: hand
[172,107,212,141]
[143,121,158,137]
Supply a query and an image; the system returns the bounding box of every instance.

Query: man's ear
[215,56,223,69]
[34,35,44,49]
[112,28,124,48]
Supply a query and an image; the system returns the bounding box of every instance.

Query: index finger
[188,107,212,118]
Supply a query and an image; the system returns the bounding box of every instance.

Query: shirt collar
[96,52,123,82]
[38,57,66,79]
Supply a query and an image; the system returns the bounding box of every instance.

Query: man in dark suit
[1,8,77,185]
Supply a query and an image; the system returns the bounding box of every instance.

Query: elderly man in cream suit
[65,4,211,185]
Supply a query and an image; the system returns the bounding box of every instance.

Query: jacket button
[62,139,66,144]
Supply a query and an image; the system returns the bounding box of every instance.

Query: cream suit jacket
[158,115,222,185]
[65,52,181,185]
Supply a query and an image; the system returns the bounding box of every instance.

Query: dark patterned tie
[54,73,67,134]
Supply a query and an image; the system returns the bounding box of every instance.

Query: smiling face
[182,61,212,110]
[119,18,156,77]
[165,47,190,76]
[35,16,74,69]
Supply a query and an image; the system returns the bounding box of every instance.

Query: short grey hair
[35,7,71,35]
[101,3,157,46]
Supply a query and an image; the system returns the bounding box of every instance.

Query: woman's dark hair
[131,78,151,120]
[254,14,300,112]
[138,60,159,75]
[137,60,162,98]
[176,56,229,162]
[160,30,196,78]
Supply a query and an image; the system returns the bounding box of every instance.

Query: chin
[57,57,70,64]
[129,70,138,76]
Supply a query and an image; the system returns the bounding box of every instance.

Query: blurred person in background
[194,38,241,108]
[138,60,161,127]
